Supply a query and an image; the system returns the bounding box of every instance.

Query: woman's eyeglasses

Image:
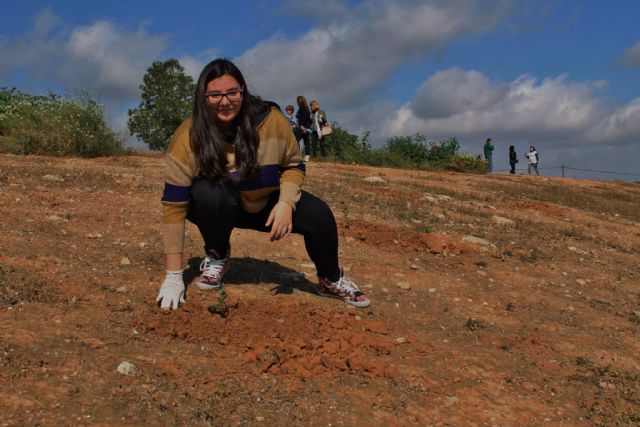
[205,89,243,104]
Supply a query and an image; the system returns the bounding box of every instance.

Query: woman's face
[205,74,243,125]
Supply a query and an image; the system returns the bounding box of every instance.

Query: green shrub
[444,154,487,173]
[384,134,461,165]
[0,88,125,157]
[385,134,429,163]
[426,137,459,162]
[322,124,483,174]
[325,124,374,164]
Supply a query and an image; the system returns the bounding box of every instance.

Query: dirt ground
[1,153,639,426]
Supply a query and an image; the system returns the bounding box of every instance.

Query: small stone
[43,174,64,182]
[576,279,586,286]
[255,416,265,422]
[395,337,406,344]
[410,264,418,270]
[443,396,459,407]
[117,361,136,375]
[397,282,411,290]
[300,263,315,269]
[422,195,437,203]
[462,235,492,246]
[492,215,515,226]
[116,286,128,293]
[363,176,386,183]
[428,288,437,293]
[381,287,389,294]
[138,242,147,248]
[477,270,487,277]
[46,215,62,221]
[120,257,131,266]
[435,194,452,202]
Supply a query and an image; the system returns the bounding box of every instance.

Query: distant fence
[494,164,640,179]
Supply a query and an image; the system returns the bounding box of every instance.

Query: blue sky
[1,0,639,180]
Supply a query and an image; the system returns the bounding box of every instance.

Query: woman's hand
[266,201,293,241]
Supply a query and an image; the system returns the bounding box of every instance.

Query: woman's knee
[295,192,337,233]
[189,179,239,218]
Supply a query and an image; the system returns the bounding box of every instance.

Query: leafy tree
[426,137,460,162]
[385,133,429,163]
[128,59,194,151]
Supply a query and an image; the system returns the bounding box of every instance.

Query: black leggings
[187,179,340,281]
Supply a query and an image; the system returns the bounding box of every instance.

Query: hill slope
[1,154,639,425]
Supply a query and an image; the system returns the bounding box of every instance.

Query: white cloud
[178,55,208,81]
[0,9,168,102]
[619,40,640,69]
[376,68,640,177]
[237,0,513,109]
[409,68,507,119]
[586,98,640,146]
[65,22,168,100]
[384,69,606,141]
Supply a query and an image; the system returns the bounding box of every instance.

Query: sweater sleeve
[161,118,197,254]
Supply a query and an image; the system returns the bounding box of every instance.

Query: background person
[525,145,540,175]
[483,138,494,172]
[156,58,370,311]
[284,104,301,146]
[309,100,328,158]
[295,96,311,158]
[509,145,518,174]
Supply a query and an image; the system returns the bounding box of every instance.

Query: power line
[563,166,640,177]
[491,164,640,178]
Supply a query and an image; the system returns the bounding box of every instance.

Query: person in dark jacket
[295,96,311,157]
[483,138,494,172]
[509,145,518,174]
[284,104,301,146]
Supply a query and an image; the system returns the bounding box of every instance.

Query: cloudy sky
[1,0,639,180]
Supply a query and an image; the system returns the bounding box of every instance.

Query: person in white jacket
[309,100,328,158]
[525,146,539,175]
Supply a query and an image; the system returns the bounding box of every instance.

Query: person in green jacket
[483,138,494,172]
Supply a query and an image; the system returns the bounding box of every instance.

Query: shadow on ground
[184,256,319,296]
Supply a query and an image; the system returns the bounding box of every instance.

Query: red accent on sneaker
[195,248,231,290]
[317,270,370,308]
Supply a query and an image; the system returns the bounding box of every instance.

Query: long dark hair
[190,58,262,182]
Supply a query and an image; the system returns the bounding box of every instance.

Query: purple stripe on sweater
[162,182,191,202]
[234,164,281,191]
[281,162,306,173]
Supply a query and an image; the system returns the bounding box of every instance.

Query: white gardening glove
[156,270,185,310]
